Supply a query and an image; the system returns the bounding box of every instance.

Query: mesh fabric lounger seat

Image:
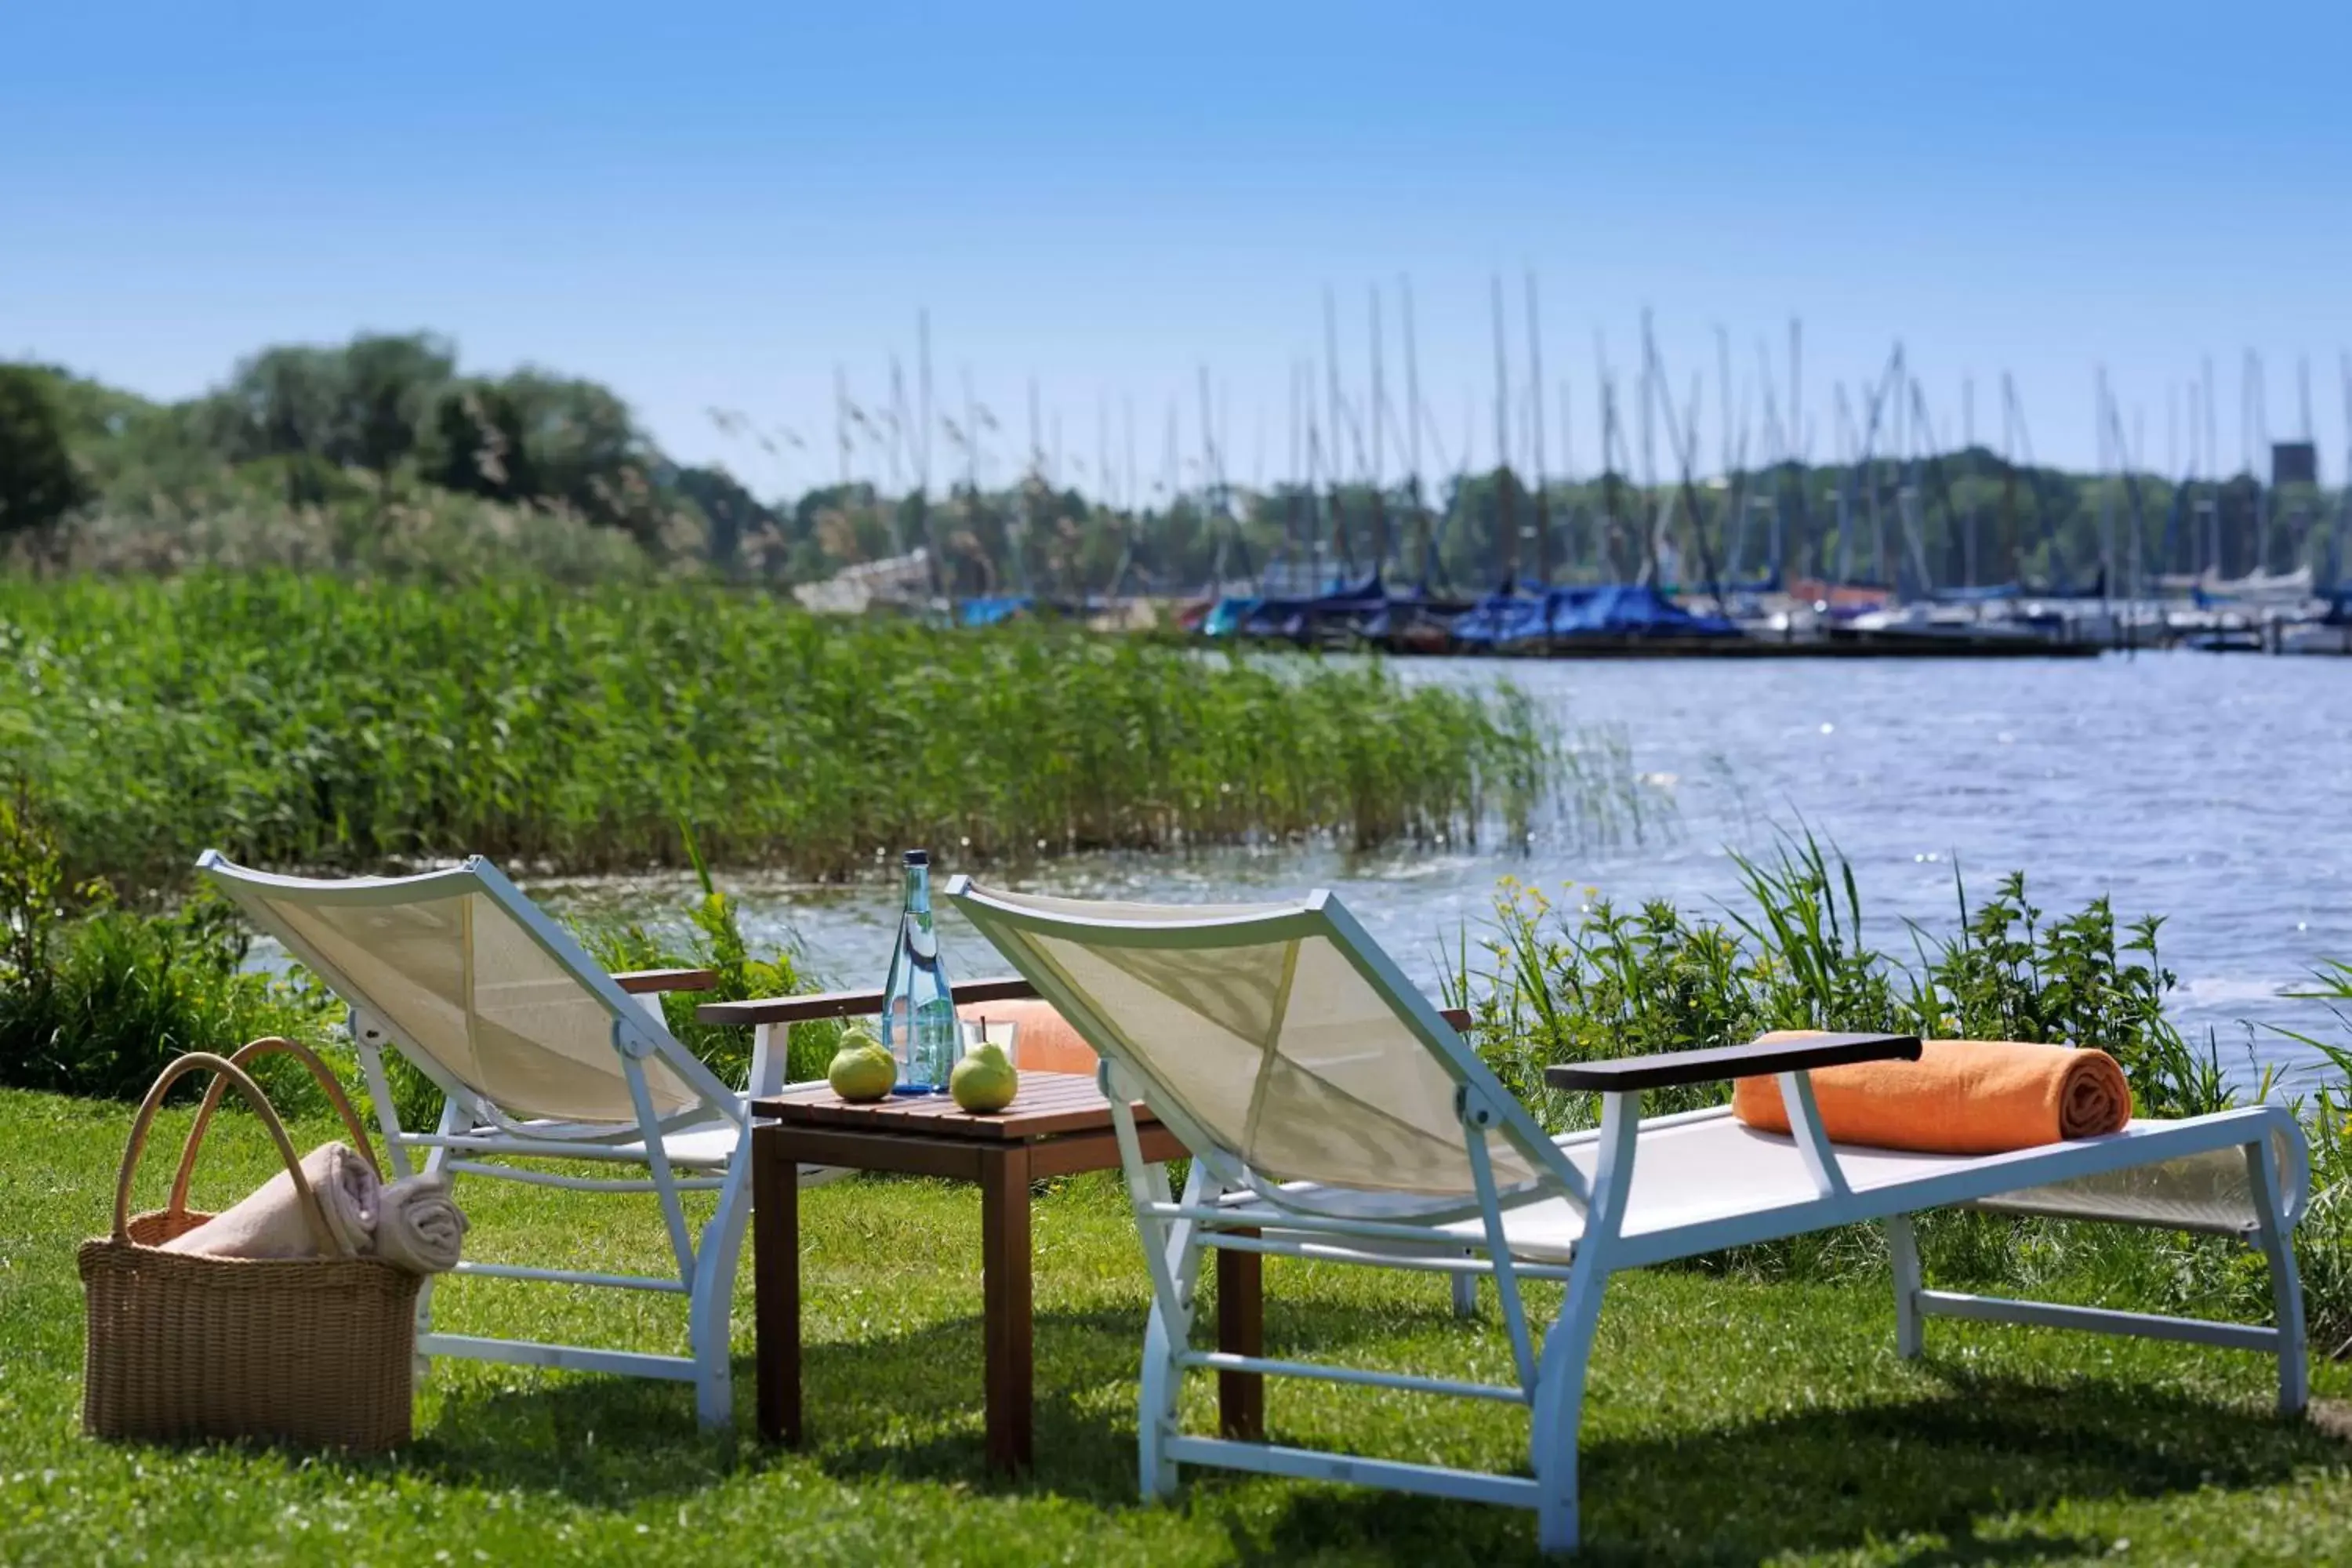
[199,851,818,1429]
[946,879,2310,1557]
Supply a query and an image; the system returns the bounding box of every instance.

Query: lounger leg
[1886,1214,1924,1359]
[690,1140,757,1430]
[1451,1266,1479,1319]
[1530,1259,1610,1555]
[1530,1091,1639,1557]
[412,1098,466,1356]
[2246,1140,2309,1417]
[1138,1161,1206,1499]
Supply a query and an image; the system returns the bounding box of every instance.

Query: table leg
[753,1123,801,1445]
[979,1143,1034,1472]
[1218,1229,1264,1440]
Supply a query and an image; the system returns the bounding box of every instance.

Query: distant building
[2272,441,2318,487]
[792,546,933,614]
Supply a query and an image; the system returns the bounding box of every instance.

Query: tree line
[3,333,2342,595]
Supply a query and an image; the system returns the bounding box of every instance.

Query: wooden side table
[706,975,1468,1472]
[747,1072,1261,1472]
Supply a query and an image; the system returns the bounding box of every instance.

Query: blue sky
[5,2,2349,495]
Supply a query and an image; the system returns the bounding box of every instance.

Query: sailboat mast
[1022,376,1042,595]
[1716,325,1733,478]
[1369,285,1388,574]
[1323,287,1348,575]
[1962,372,1977,586]
[1287,359,1304,580]
[1715,322,1733,581]
[1491,275,1516,582]
[1595,332,1624,581]
[917,310,945,601]
[887,356,909,557]
[1161,400,1180,586]
[2096,364,2114,602]
[1639,307,1657,508]
[833,363,850,488]
[1789,318,1802,464]
[2337,351,2352,586]
[1642,310,1667,581]
[1199,365,1226,587]
[1402,276,1429,583]
[962,366,985,595]
[1834,383,1857,584]
[2245,349,2266,573]
[1560,378,1576,579]
[1754,341,1787,584]
[1118,394,1137,588]
[1789,318,1806,577]
[1526,272,1549,585]
[1999,372,2021,585]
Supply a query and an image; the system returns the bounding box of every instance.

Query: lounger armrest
[1544,1031,1920,1092]
[612,967,720,995]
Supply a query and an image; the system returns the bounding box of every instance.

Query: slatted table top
[751,1070,1157,1142]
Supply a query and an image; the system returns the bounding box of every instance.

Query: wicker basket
[80,1040,421,1452]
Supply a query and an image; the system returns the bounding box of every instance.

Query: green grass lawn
[3,1087,2348,1566]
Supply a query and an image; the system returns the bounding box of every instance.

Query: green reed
[0,572,1564,894]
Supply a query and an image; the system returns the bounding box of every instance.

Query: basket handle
[114,1051,345,1258]
[168,1037,383,1221]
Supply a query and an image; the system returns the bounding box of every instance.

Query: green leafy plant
[579,824,844,1087]
[0,789,339,1106]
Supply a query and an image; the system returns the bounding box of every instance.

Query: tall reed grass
[0,572,1567,894]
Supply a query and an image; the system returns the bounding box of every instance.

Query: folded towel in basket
[1731,1035,2134,1155]
[372,1175,469,1274]
[159,1141,379,1259]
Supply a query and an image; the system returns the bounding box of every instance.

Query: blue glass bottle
[879,849,958,1093]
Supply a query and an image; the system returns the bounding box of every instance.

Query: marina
[779,303,2350,662]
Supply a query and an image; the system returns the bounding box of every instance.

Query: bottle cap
[902,849,930,867]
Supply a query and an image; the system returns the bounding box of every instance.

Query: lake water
[524,651,2351,1090]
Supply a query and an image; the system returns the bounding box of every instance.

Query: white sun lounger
[946,879,2310,1555]
[199,851,808,1429]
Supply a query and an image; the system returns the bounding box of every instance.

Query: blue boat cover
[1200,596,1260,637]
[1455,583,1737,644]
[958,595,1036,627]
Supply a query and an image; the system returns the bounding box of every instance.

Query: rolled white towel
[373,1174,468,1274]
[160,1142,379,1259]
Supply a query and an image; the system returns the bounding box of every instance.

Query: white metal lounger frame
[198,851,783,1428]
[947,878,2310,1556]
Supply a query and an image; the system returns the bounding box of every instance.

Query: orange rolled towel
[957,998,1099,1076]
[1730,1034,2133,1155]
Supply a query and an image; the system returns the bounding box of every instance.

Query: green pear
[827,1037,897,1102]
[949,1042,1018,1114]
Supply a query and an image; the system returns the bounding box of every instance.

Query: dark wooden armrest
[1439,1007,1471,1031]
[613,967,719,996]
[695,975,1040,1027]
[1544,1032,1919,1093]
